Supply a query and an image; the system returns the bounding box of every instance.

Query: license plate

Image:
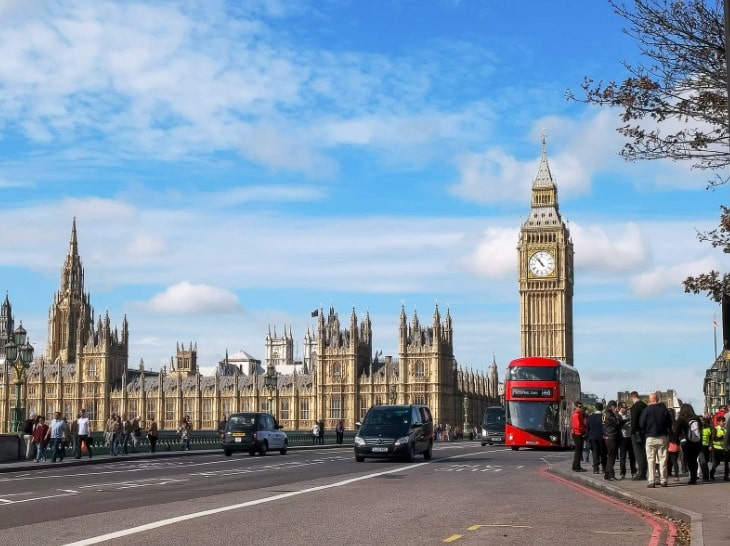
[232,433,246,437]
[234,438,242,443]
[372,447,388,453]
[492,437,502,442]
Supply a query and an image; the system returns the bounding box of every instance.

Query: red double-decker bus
[504,356,581,450]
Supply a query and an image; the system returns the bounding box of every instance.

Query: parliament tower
[517,137,574,365]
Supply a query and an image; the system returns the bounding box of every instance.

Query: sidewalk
[550,458,730,546]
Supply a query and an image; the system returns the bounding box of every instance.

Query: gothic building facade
[518,137,574,365]
[1,221,499,432]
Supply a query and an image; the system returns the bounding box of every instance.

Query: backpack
[687,419,701,443]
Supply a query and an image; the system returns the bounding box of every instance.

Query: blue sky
[0,0,724,408]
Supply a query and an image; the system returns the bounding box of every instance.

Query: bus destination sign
[511,387,553,398]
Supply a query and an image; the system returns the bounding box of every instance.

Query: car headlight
[354,435,366,447]
[394,435,410,446]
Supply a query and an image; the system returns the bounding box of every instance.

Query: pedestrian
[617,402,636,479]
[335,419,345,445]
[318,419,325,445]
[32,416,49,462]
[74,408,93,459]
[676,403,702,485]
[131,417,141,452]
[638,392,672,488]
[110,414,122,456]
[47,411,67,463]
[602,400,621,480]
[629,391,648,481]
[667,424,680,482]
[121,414,133,455]
[570,401,587,472]
[586,402,606,475]
[699,416,712,481]
[217,415,228,442]
[178,416,192,451]
[147,417,158,453]
[312,421,320,444]
[23,413,36,460]
[709,415,729,481]
[104,412,117,447]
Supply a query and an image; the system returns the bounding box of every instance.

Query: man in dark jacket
[602,400,622,480]
[586,402,606,475]
[629,391,647,480]
[638,392,672,488]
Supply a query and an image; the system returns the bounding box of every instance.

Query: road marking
[63,462,428,545]
[467,524,532,530]
[442,534,462,542]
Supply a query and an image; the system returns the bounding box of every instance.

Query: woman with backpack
[676,403,702,485]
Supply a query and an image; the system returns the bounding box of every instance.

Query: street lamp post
[4,324,35,432]
[263,362,278,417]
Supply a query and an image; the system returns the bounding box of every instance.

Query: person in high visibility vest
[699,416,712,481]
[709,416,729,481]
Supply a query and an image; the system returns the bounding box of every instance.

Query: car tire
[355,454,365,462]
[223,449,232,457]
[249,448,256,456]
[481,441,486,446]
[259,441,268,456]
[405,443,415,462]
[511,446,519,451]
[423,442,433,461]
[280,442,287,455]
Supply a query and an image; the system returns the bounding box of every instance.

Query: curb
[548,465,703,546]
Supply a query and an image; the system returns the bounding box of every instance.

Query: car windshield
[364,407,410,426]
[484,409,504,426]
[228,414,257,427]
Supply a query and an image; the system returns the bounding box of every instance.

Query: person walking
[318,419,325,445]
[602,400,621,480]
[121,414,133,455]
[74,408,93,459]
[586,402,606,475]
[709,415,729,481]
[638,392,672,488]
[335,419,345,445]
[178,416,192,451]
[676,403,702,485]
[311,421,320,444]
[217,415,228,442]
[699,415,712,481]
[629,391,648,481]
[23,413,36,460]
[570,401,587,472]
[617,402,636,479]
[147,417,158,453]
[32,416,49,462]
[130,417,141,452]
[110,414,122,456]
[47,411,67,463]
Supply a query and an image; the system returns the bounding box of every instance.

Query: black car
[353,404,433,462]
[221,412,287,457]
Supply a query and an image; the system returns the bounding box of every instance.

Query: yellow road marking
[467,524,532,531]
[443,534,463,542]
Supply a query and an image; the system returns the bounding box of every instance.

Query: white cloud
[630,256,721,299]
[126,232,168,257]
[463,227,519,278]
[145,281,242,314]
[571,222,649,274]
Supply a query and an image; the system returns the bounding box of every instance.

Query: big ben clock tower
[518,136,574,365]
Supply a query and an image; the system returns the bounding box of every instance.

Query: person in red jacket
[571,401,587,472]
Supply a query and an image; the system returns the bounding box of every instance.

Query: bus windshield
[507,401,560,432]
[508,366,558,381]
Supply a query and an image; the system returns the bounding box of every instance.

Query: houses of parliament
[1,143,577,433]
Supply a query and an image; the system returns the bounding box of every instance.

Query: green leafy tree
[567,0,729,302]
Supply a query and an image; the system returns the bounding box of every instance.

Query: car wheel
[280,442,287,455]
[249,448,256,456]
[355,454,365,462]
[405,443,415,462]
[223,449,232,457]
[511,446,519,451]
[423,442,433,461]
[259,441,268,456]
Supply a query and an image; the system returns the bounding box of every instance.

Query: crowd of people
[21,409,162,461]
[570,392,729,487]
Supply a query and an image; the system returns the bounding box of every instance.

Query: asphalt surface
[0,443,685,545]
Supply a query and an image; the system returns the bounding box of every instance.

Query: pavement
[549,458,730,546]
[2,445,728,545]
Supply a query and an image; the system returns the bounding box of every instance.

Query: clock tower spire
[517,136,574,365]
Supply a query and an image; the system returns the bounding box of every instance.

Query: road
[0,444,674,545]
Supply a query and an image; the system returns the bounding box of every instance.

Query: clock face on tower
[528,250,555,277]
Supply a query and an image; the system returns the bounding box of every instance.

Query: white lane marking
[0,491,78,504]
[63,463,428,545]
